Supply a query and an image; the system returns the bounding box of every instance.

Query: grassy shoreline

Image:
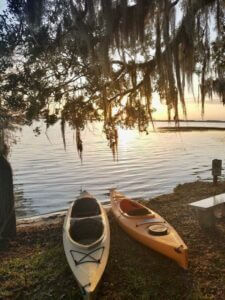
[1,181,225,299]
[157,126,225,132]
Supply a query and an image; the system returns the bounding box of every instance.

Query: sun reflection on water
[117,128,137,145]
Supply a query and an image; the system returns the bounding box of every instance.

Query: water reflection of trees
[14,184,35,218]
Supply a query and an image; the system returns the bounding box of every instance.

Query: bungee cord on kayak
[70,246,105,266]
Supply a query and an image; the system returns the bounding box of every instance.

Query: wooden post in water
[212,159,222,185]
[0,154,16,241]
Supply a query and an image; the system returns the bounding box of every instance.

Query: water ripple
[10,121,225,218]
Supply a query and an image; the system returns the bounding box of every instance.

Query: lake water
[10,121,225,218]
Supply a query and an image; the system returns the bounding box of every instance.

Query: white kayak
[63,191,110,299]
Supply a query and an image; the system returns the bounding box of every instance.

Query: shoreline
[157,126,225,132]
[154,120,225,123]
[2,180,225,299]
[16,210,66,228]
[16,204,112,228]
[16,178,223,227]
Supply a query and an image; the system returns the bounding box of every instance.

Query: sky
[152,97,225,121]
[0,0,6,12]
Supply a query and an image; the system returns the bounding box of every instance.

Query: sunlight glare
[152,97,164,113]
[118,128,137,145]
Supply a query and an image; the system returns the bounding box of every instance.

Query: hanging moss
[25,0,45,29]
[61,117,66,151]
[173,42,186,115]
[75,129,83,162]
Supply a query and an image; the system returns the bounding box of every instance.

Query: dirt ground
[0,181,225,299]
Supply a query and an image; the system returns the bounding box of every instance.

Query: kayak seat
[69,217,103,245]
[120,199,151,216]
[71,197,101,218]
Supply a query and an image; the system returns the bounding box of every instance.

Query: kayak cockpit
[71,197,101,218]
[69,217,104,246]
[119,199,154,217]
[69,197,104,247]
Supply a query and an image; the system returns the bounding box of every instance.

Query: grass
[0,181,225,299]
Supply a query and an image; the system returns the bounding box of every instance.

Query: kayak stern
[174,244,188,270]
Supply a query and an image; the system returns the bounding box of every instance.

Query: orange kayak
[110,189,188,269]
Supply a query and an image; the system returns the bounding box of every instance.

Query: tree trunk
[0,154,16,239]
